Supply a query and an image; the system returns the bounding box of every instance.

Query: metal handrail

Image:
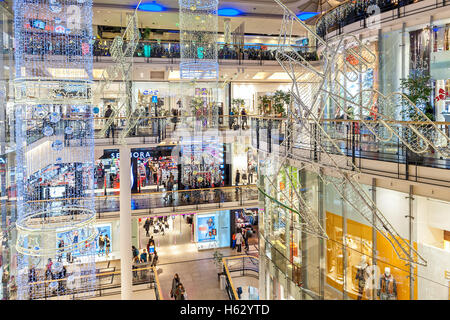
[27,264,163,300]
[222,255,259,300]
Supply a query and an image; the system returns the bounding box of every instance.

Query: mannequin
[378,267,397,300]
[355,255,369,300]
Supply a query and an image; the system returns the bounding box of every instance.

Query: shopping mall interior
[0,0,449,302]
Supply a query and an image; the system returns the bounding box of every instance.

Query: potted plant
[400,73,435,161]
[212,249,224,272]
[258,95,271,115]
[272,90,290,117]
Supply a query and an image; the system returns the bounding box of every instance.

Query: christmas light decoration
[13,0,97,299]
[179,0,219,80]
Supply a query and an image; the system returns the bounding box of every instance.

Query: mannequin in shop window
[355,255,370,300]
[378,267,397,300]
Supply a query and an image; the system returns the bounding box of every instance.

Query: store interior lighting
[47,68,88,79]
[252,72,268,80]
[267,72,291,80]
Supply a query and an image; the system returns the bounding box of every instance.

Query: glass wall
[260,164,450,300]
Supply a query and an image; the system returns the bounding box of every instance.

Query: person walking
[104,105,114,138]
[174,283,186,300]
[143,218,151,237]
[151,251,158,267]
[243,228,249,252]
[235,230,244,253]
[241,108,248,129]
[170,273,180,299]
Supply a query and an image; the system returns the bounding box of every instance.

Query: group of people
[143,216,169,237]
[132,243,159,267]
[232,227,253,253]
[229,108,248,130]
[170,273,187,300]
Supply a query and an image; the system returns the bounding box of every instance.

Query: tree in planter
[258,95,271,115]
[232,98,245,114]
[141,28,151,40]
[272,90,290,117]
[400,73,435,158]
[212,249,224,272]
[400,74,434,121]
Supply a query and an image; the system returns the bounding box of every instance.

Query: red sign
[435,88,449,102]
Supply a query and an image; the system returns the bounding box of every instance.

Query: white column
[120,145,132,300]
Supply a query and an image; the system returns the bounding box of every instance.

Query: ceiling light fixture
[218,8,242,17]
[138,2,166,12]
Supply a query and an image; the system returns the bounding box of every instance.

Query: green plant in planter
[212,249,224,270]
[400,74,434,121]
[272,90,290,117]
[141,28,151,40]
[232,98,245,110]
[258,95,271,115]
[400,73,435,158]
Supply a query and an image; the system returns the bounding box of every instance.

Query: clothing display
[378,273,397,300]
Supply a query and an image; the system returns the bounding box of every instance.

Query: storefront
[230,138,257,186]
[231,82,291,115]
[96,146,177,192]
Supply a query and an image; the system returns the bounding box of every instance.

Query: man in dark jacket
[104,105,114,138]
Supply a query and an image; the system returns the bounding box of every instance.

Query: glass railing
[316,0,429,39]
[21,264,163,300]
[93,40,318,63]
[252,117,450,173]
[20,185,259,218]
[222,255,259,300]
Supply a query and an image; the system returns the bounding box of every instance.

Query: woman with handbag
[170,273,180,299]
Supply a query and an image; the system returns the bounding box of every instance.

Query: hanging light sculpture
[13,0,97,299]
[179,0,219,80]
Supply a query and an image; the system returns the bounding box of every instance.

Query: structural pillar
[120,145,132,300]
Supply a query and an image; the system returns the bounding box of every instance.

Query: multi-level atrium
[0,0,449,303]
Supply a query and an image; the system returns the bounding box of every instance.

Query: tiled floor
[137,214,258,300]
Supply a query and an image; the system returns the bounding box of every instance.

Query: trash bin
[219,275,226,290]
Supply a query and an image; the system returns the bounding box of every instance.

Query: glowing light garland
[179,0,219,80]
[13,0,97,299]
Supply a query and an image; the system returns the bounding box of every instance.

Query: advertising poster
[56,223,112,257]
[95,223,112,254]
[197,215,217,242]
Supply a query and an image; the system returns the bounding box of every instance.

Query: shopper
[231,233,236,250]
[174,283,186,300]
[144,218,151,237]
[235,170,240,186]
[151,251,158,267]
[57,239,64,262]
[170,273,180,299]
[104,105,114,138]
[132,245,140,263]
[235,230,243,253]
[241,108,248,129]
[243,228,249,251]
[140,249,148,263]
[105,234,111,258]
[45,258,53,280]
